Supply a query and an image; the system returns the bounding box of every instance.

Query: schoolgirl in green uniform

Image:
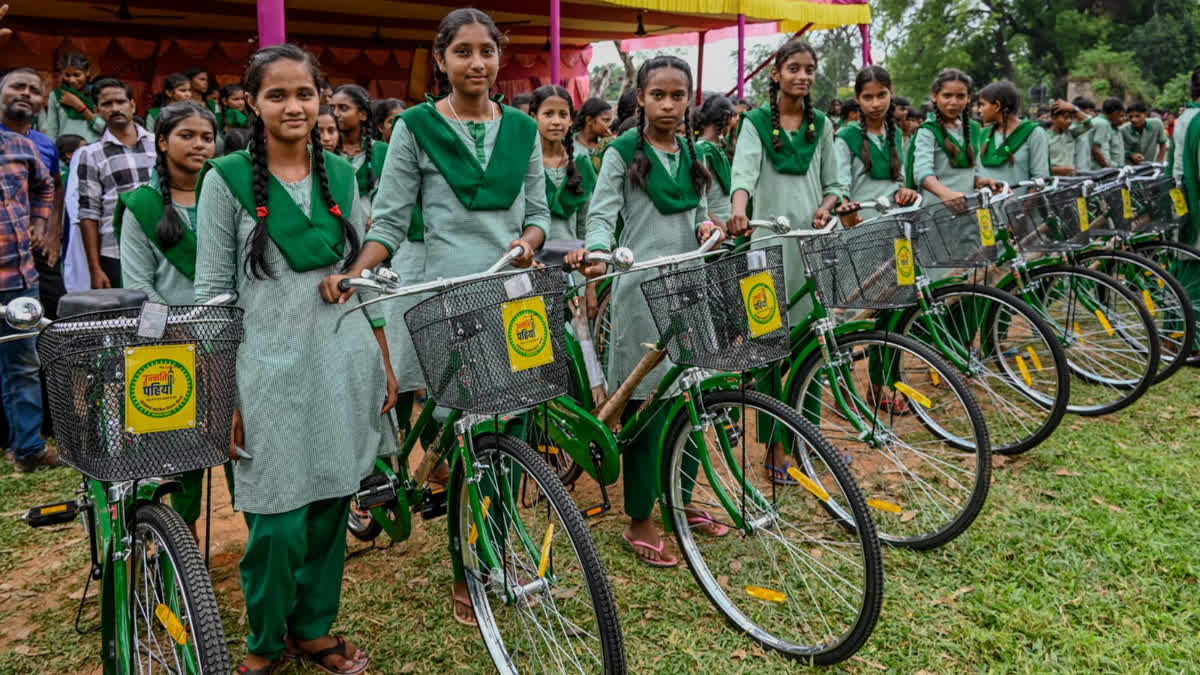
[316,104,341,153]
[331,84,387,209]
[572,97,614,171]
[115,101,223,537]
[372,98,407,143]
[568,55,725,567]
[321,8,549,626]
[906,68,1002,204]
[195,44,396,674]
[693,93,736,224]
[41,52,105,142]
[1171,67,1200,302]
[836,65,919,218]
[145,73,193,133]
[532,84,596,240]
[221,84,250,133]
[975,80,1050,192]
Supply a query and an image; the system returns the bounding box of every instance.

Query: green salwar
[620,403,671,521]
[169,464,237,524]
[239,496,352,658]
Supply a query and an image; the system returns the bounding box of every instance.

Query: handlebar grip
[338,278,352,292]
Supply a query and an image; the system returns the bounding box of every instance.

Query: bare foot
[452,581,476,627]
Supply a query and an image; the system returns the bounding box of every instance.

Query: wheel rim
[459,449,608,674]
[1136,243,1200,364]
[792,337,987,546]
[666,398,873,657]
[130,522,204,674]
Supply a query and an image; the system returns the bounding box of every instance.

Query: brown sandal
[300,636,369,675]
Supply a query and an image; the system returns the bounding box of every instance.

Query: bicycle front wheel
[662,388,883,665]
[129,503,231,674]
[1132,240,1200,366]
[789,330,992,549]
[450,433,625,674]
[896,283,1070,455]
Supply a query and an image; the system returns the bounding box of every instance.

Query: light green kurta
[1172,108,1200,181]
[835,129,903,217]
[1048,128,1080,171]
[369,112,550,392]
[40,90,105,142]
[119,195,196,305]
[695,138,732,223]
[585,145,708,399]
[194,171,394,514]
[545,165,588,241]
[731,119,845,323]
[911,124,977,202]
[1120,118,1168,163]
[347,151,375,219]
[1088,115,1118,170]
[977,126,1051,193]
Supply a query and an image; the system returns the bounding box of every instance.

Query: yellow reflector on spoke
[1169,331,1185,339]
[866,498,902,514]
[1073,322,1084,343]
[537,523,555,578]
[786,466,830,502]
[155,604,188,646]
[930,369,940,386]
[893,381,931,408]
[1142,290,1156,317]
[1025,346,1043,371]
[1015,355,1033,386]
[746,585,786,603]
[1094,310,1115,336]
[538,445,560,455]
[467,496,491,545]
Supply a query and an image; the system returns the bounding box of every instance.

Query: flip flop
[300,636,369,675]
[235,661,279,675]
[452,588,478,628]
[686,513,730,537]
[766,463,799,486]
[621,531,678,568]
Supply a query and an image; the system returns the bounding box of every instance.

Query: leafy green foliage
[1155,71,1194,111]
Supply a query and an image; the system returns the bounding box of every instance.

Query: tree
[731,39,786,105]
[1155,71,1193,111]
[1071,46,1155,102]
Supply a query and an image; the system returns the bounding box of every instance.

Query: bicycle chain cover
[640,246,789,371]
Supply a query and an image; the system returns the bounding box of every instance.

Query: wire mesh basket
[640,246,789,372]
[405,267,568,415]
[1129,175,1186,234]
[908,194,1003,268]
[1083,180,1135,236]
[1002,184,1093,253]
[798,218,920,310]
[36,305,244,482]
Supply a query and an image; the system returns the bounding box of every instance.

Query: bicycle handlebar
[0,291,240,344]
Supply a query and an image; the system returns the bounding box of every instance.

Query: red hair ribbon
[255,206,269,218]
[329,204,342,217]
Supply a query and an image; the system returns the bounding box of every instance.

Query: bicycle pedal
[418,486,448,520]
[23,500,80,528]
[579,502,611,519]
[355,474,398,512]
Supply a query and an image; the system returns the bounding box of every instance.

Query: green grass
[1,372,1198,673]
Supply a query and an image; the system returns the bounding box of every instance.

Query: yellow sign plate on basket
[976,209,996,246]
[1121,188,1133,219]
[1077,197,1090,232]
[894,239,915,286]
[739,271,783,338]
[502,297,554,372]
[1170,188,1188,216]
[124,344,196,434]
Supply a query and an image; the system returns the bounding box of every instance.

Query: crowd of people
[2,4,1200,672]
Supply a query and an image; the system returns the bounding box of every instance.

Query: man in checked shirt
[0,117,56,472]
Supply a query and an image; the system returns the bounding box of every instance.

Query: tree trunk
[613,40,636,93]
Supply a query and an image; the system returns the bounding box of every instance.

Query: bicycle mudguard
[136,477,180,504]
[529,397,620,485]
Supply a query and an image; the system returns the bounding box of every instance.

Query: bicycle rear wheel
[1076,249,1195,384]
[789,330,992,550]
[450,433,625,674]
[1132,240,1200,366]
[896,283,1070,455]
[1019,264,1160,416]
[662,388,883,665]
[129,502,231,674]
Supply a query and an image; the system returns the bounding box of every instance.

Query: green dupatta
[545,153,597,220]
[112,184,198,280]
[605,128,700,215]
[54,85,94,120]
[739,104,827,175]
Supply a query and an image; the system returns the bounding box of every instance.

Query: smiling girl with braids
[194,44,397,675]
[115,102,226,536]
[836,66,919,219]
[532,84,595,240]
[331,84,386,208]
[975,80,1050,194]
[566,55,726,568]
[320,8,549,627]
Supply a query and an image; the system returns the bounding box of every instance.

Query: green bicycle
[337,251,625,674]
[5,289,240,674]
[528,234,885,664]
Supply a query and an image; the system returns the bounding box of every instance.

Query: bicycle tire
[130,502,231,674]
[1131,240,1200,366]
[661,388,883,665]
[895,283,1071,455]
[788,330,992,550]
[1076,249,1195,384]
[1019,264,1160,416]
[591,287,612,376]
[449,433,625,674]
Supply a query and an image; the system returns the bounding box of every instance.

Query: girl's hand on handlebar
[812,207,833,229]
[320,274,356,304]
[727,213,750,237]
[835,201,862,228]
[975,177,1006,193]
[894,188,920,206]
[508,239,536,268]
[565,248,607,278]
[697,220,726,245]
